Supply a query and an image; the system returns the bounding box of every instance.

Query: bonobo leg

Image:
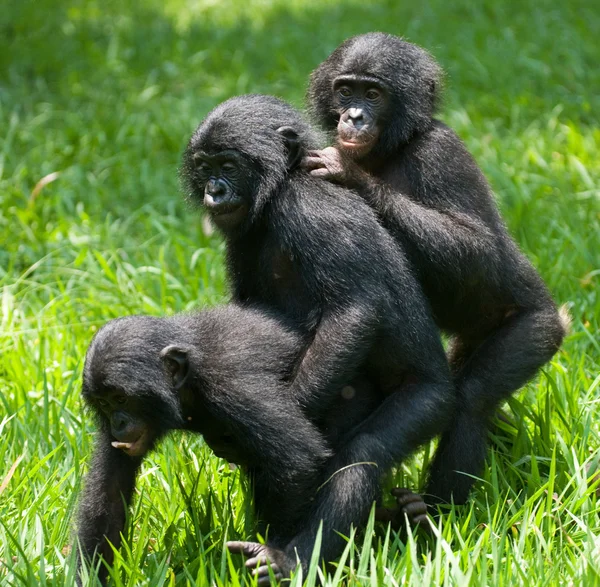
[229,378,453,582]
[426,306,566,504]
[75,426,142,584]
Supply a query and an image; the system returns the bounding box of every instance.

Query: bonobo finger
[398,493,424,507]
[302,156,325,170]
[413,514,431,527]
[227,540,264,558]
[310,168,335,178]
[257,570,281,586]
[403,500,428,518]
[253,564,281,578]
[391,487,414,498]
[245,555,267,568]
[391,487,424,505]
[402,503,432,532]
[413,514,433,532]
[388,488,432,531]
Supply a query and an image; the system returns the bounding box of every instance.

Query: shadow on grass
[2,0,598,122]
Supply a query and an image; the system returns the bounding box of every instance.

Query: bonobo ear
[276,126,302,170]
[430,80,437,98]
[160,345,190,390]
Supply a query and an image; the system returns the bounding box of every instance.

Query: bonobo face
[332,75,389,158]
[86,388,155,457]
[190,149,252,231]
[82,328,189,459]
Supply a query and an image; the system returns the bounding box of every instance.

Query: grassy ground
[1,0,599,584]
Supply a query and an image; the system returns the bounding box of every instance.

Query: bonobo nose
[206,179,226,196]
[111,412,128,434]
[347,108,365,129]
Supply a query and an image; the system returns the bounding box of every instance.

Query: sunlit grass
[0,0,599,584]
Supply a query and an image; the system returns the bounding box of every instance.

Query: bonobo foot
[227,541,292,585]
[376,488,432,532]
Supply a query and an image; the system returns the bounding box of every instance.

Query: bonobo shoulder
[190,305,299,344]
[172,305,301,367]
[290,171,370,213]
[281,172,382,237]
[426,120,471,148]
[406,120,488,182]
[270,173,401,280]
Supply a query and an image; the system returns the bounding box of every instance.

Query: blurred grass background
[0,0,599,585]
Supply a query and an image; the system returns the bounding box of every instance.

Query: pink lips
[111,431,150,457]
[341,139,369,147]
[339,138,374,153]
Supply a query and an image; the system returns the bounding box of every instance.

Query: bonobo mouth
[204,196,248,230]
[339,138,374,149]
[111,430,152,457]
[203,193,242,216]
[337,127,377,155]
[338,138,376,158]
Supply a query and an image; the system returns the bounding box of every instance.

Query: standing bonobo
[305,32,567,505]
[180,94,454,581]
[75,307,381,584]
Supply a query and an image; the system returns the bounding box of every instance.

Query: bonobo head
[180,94,321,234]
[82,316,196,458]
[82,315,252,463]
[307,33,443,158]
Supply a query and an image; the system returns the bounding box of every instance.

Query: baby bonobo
[75,307,383,585]
[181,94,453,581]
[305,32,567,505]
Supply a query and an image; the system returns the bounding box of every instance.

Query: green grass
[1,0,599,584]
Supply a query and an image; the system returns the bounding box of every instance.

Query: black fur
[306,33,567,505]
[75,307,380,583]
[181,94,454,580]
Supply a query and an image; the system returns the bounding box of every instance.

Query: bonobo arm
[230,375,453,584]
[288,303,375,413]
[75,424,142,583]
[303,145,500,277]
[220,386,332,537]
[355,177,498,271]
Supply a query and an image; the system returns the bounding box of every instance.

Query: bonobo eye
[98,399,109,409]
[221,162,237,174]
[115,395,127,405]
[196,162,211,175]
[338,86,352,98]
[365,88,381,101]
[193,154,210,173]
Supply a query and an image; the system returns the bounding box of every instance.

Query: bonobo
[180,94,454,581]
[305,32,567,505]
[75,307,382,584]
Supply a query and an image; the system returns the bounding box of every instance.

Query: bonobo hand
[302,147,346,182]
[375,488,432,533]
[227,541,295,585]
